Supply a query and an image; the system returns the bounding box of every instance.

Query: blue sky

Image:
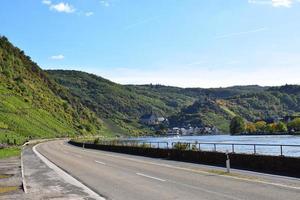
[1,0,300,88]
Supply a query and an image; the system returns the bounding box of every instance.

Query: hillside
[169,85,300,132]
[47,70,196,134]
[48,70,300,133]
[0,36,106,146]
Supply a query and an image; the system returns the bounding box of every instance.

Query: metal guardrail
[170,142,300,156]
[88,140,300,157]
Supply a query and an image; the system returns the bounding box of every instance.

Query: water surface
[129,135,300,157]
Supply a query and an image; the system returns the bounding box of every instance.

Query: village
[140,113,219,136]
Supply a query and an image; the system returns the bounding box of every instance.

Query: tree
[266,123,276,133]
[275,122,288,133]
[230,116,246,134]
[288,118,300,132]
[255,121,267,133]
[246,122,257,133]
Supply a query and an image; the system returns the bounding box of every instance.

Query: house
[140,114,166,125]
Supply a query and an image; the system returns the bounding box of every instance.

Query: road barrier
[74,140,300,157]
[69,140,300,178]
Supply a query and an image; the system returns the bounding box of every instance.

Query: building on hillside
[140,114,167,125]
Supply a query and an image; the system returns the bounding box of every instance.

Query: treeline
[230,116,300,135]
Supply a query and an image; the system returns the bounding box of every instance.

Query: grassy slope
[0,36,109,146]
[0,147,20,159]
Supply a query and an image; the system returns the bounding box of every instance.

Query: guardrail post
[198,143,201,151]
[280,145,283,156]
[254,144,256,154]
[214,144,217,152]
[232,144,234,153]
[226,150,230,173]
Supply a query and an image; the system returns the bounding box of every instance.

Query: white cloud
[216,27,268,39]
[42,0,52,5]
[100,0,110,7]
[50,54,64,60]
[85,12,94,17]
[248,0,294,8]
[50,2,75,13]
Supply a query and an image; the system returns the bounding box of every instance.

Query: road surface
[36,140,300,200]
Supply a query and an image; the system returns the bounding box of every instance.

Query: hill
[0,36,106,146]
[169,85,300,132]
[47,70,197,135]
[48,70,300,133]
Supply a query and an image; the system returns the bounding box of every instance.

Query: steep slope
[0,36,105,145]
[47,70,196,134]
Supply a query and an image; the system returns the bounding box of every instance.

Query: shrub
[93,137,100,144]
[173,142,190,151]
[288,118,300,132]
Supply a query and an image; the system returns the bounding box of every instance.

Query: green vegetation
[1,35,300,143]
[47,70,197,135]
[230,116,246,134]
[173,143,190,151]
[288,118,300,132]
[230,118,290,135]
[0,36,108,148]
[0,147,20,159]
[0,186,18,194]
[48,69,300,134]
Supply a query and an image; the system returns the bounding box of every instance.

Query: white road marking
[136,173,166,182]
[95,160,106,165]
[33,144,105,200]
[81,148,300,191]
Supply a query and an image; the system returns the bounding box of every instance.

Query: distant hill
[47,70,196,134]
[47,70,300,133]
[0,36,106,145]
[169,85,300,132]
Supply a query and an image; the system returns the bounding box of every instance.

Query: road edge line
[32,143,105,200]
[20,148,27,193]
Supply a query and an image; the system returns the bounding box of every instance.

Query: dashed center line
[136,172,166,182]
[95,160,106,165]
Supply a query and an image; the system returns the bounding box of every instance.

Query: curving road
[36,140,300,200]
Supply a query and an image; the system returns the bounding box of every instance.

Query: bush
[139,143,151,148]
[93,137,100,144]
[173,143,190,151]
[275,122,288,133]
[255,121,267,132]
[288,118,300,132]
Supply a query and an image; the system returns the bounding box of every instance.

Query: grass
[0,147,20,159]
[0,174,11,179]
[0,186,18,194]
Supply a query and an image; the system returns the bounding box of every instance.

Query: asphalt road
[36,140,300,200]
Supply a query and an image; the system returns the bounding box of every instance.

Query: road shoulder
[22,144,104,199]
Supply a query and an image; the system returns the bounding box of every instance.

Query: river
[129,135,300,157]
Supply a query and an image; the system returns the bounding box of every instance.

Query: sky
[1,0,300,88]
